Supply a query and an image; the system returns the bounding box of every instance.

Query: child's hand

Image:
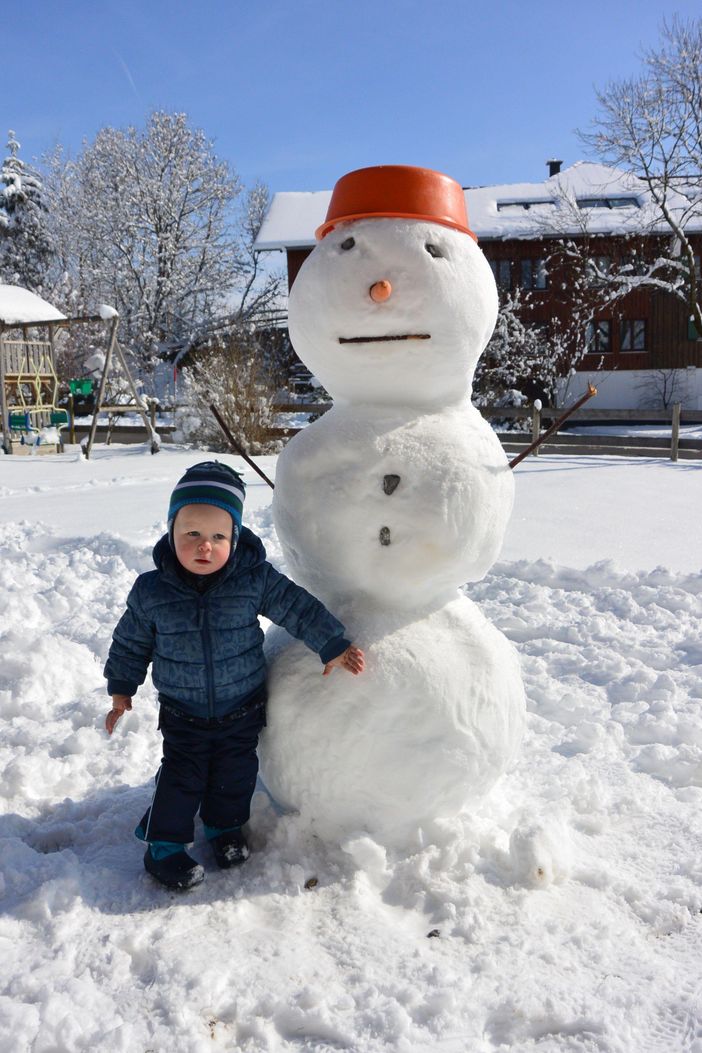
[106,695,132,735]
[323,645,365,677]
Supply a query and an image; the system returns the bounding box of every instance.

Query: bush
[175,327,283,454]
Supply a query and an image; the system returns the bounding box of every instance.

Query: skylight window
[576,197,639,209]
[496,199,555,212]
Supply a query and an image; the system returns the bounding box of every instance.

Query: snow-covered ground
[1,444,701,1053]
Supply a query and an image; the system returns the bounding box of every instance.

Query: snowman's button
[370,280,392,303]
[383,474,401,495]
[379,526,392,546]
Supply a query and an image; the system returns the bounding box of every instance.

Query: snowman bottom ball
[259,595,526,849]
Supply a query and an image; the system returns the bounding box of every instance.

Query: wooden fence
[268,402,702,462]
[61,401,701,462]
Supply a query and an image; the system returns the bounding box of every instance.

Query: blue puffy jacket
[104,528,349,720]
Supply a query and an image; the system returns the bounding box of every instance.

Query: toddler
[104,460,364,889]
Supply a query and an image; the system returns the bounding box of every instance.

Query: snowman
[260,166,525,849]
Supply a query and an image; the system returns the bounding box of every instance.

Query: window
[489,259,512,290]
[586,320,611,354]
[577,197,640,210]
[496,199,556,212]
[620,319,646,352]
[520,258,547,290]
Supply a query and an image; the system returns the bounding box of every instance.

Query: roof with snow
[0,285,66,325]
[254,162,701,249]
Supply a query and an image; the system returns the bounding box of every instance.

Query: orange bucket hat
[316,164,477,241]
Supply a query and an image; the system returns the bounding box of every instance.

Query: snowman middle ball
[272,399,513,610]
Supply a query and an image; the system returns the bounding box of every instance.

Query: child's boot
[144,844,205,890]
[207,827,249,869]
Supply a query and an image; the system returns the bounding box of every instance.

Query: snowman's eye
[425,243,444,258]
[340,237,356,251]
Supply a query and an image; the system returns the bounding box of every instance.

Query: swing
[0,286,158,456]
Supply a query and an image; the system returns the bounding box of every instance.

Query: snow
[82,350,106,377]
[1,444,701,1051]
[254,162,702,251]
[0,284,65,325]
[254,190,333,250]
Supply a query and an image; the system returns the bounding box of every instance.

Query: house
[254,162,702,409]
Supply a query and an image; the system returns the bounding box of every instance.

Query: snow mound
[1,455,702,1050]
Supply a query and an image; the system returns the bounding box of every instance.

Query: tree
[475,288,561,407]
[45,112,245,373]
[581,16,702,332]
[0,130,53,292]
[235,182,285,322]
[164,179,286,364]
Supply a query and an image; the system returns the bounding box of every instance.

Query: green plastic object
[50,410,69,426]
[68,378,94,395]
[9,412,32,431]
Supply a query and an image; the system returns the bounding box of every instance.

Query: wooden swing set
[0,286,158,456]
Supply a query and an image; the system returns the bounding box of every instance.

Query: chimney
[547,159,563,177]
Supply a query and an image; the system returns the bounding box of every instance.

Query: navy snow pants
[139,698,266,845]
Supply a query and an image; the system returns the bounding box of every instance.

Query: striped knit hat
[168,461,246,546]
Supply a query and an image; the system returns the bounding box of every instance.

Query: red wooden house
[254,162,702,409]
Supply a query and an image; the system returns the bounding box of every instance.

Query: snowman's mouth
[338,334,431,344]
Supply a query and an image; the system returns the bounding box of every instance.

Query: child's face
[173,503,233,575]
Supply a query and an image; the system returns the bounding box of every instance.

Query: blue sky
[5,0,697,194]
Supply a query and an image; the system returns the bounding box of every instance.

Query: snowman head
[288,166,498,407]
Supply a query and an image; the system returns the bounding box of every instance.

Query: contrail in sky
[113,50,139,98]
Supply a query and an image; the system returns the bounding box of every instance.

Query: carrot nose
[369,279,392,303]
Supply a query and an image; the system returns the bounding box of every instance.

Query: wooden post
[0,327,10,454]
[84,316,159,457]
[84,315,119,459]
[69,392,75,445]
[671,402,681,462]
[112,339,159,453]
[509,384,598,469]
[531,401,542,457]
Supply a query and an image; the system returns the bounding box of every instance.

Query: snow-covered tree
[0,130,53,292]
[162,179,286,362]
[524,183,676,398]
[475,289,561,406]
[235,182,285,322]
[45,112,248,373]
[475,253,612,408]
[581,16,702,331]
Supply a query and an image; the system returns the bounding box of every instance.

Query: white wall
[556,367,702,410]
